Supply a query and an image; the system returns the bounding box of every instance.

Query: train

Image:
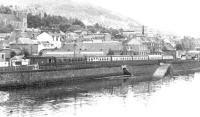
[27,54,174,66]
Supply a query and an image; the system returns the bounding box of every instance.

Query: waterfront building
[62,40,122,56]
[142,37,164,55]
[162,43,176,57]
[123,38,150,55]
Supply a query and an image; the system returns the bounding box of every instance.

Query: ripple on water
[0,91,9,103]
[0,74,199,117]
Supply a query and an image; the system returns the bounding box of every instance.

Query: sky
[75,0,200,37]
[1,0,200,37]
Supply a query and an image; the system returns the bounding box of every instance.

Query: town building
[122,31,135,38]
[0,10,27,31]
[36,32,62,49]
[10,37,38,55]
[191,39,200,50]
[0,48,21,61]
[82,33,111,41]
[142,37,164,55]
[65,32,80,42]
[62,40,123,56]
[123,38,150,55]
[180,37,195,50]
[0,33,10,41]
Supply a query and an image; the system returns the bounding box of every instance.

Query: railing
[0,59,165,73]
[0,65,35,73]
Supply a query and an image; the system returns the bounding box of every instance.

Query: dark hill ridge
[3,0,142,30]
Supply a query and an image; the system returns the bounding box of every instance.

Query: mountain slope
[3,0,142,29]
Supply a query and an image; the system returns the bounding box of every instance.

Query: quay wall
[0,60,200,88]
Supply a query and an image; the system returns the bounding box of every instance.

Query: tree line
[27,13,85,32]
[0,5,124,38]
[27,13,124,38]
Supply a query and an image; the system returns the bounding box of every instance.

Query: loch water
[0,73,200,117]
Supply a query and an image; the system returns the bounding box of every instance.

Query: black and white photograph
[0,0,199,117]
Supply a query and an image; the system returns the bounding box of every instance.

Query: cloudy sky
[1,0,200,37]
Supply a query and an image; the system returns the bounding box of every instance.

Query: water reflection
[0,74,199,117]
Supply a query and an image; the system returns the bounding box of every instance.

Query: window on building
[49,59,52,63]
[2,54,4,59]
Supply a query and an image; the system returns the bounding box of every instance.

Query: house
[180,37,194,50]
[162,43,176,57]
[10,37,38,55]
[0,11,27,31]
[0,52,6,62]
[123,38,150,55]
[36,32,62,49]
[122,31,135,38]
[0,40,10,49]
[65,32,80,42]
[0,33,10,41]
[82,33,111,41]
[142,37,164,55]
[0,52,9,67]
[0,48,21,61]
[191,39,200,50]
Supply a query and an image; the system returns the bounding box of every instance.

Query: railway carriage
[132,55,149,60]
[27,54,175,66]
[162,55,174,60]
[111,55,132,61]
[55,57,86,65]
[86,56,111,62]
[148,55,163,60]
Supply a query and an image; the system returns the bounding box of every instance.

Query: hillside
[2,0,142,30]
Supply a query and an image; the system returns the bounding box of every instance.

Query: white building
[36,32,62,49]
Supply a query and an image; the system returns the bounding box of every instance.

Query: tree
[20,49,30,57]
[10,51,16,58]
[27,13,42,28]
[0,24,14,33]
[0,5,12,14]
[68,25,82,32]
[162,46,168,51]
[72,19,85,28]
[175,43,184,50]
[39,51,43,56]
[87,26,96,33]
[107,48,114,55]
[59,23,71,32]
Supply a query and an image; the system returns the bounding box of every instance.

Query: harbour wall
[0,60,200,88]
